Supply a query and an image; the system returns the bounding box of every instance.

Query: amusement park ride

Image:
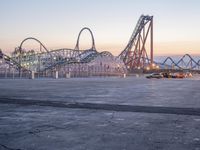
[1,15,200,78]
[118,15,153,71]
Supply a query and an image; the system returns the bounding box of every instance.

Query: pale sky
[1,0,200,56]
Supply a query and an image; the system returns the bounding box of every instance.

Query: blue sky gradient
[1,0,200,55]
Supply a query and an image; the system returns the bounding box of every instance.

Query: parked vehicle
[175,73,185,78]
[162,72,172,78]
[146,72,192,79]
[146,73,163,79]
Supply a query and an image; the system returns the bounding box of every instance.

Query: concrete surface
[0,76,200,149]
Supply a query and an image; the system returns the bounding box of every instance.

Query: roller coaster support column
[31,71,35,79]
[150,17,153,65]
[55,71,58,79]
[19,55,22,78]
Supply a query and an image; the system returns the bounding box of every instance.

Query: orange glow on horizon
[1,39,200,57]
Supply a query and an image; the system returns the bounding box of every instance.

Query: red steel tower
[119,15,154,71]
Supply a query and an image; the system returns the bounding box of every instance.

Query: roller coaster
[118,15,153,71]
[1,15,200,78]
[158,54,200,70]
[0,27,125,78]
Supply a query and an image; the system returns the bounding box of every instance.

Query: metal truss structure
[158,54,200,70]
[119,15,153,71]
[0,50,20,70]
[0,27,126,78]
[1,15,200,78]
[0,50,31,78]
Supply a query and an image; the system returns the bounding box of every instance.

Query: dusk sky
[1,0,200,56]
